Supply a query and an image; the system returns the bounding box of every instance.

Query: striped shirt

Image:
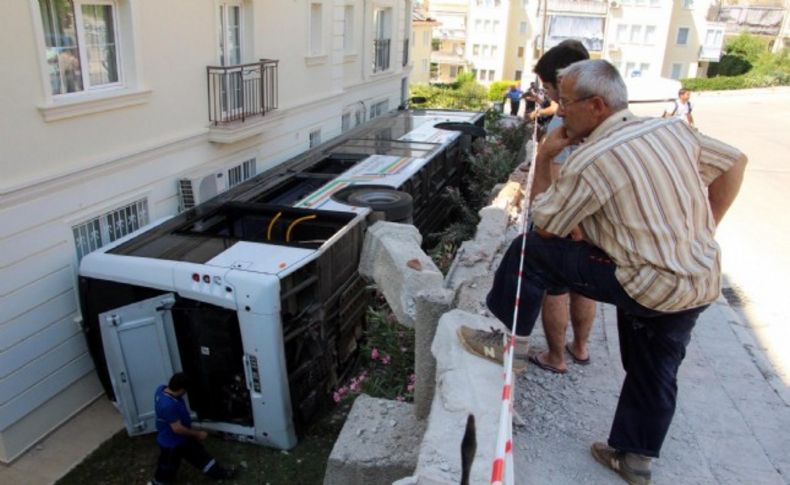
[532,110,744,312]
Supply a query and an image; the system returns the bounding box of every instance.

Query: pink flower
[371,348,380,360]
[333,391,342,403]
[409,374,416,383]
[350,380,360,392]
[381,355,392,366]
[407,383,415,392]
[395,396,405,402]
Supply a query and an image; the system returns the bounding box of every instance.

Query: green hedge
[488,80,518,101]
[682,71,790,91]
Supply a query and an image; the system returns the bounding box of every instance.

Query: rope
[285,215,317,242]
[491,117,540,485]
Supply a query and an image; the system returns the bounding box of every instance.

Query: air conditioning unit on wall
[178,171,228,212]
[177,158,257,212]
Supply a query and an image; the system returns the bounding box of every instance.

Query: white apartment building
[427,0,471,82]
[412,6,440,83]
[0,0,413,463]
[425,0,737,85]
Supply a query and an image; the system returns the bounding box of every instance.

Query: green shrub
[488,80,518,101]
[409,82,490,111]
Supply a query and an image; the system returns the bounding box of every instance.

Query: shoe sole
[456,327,527,374]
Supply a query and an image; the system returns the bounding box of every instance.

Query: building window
[514,70,522,80]
[38,0,122,96]
[309,129,322,148]
[676,27,689,45]
[473,44,480,55]
[491,45,497,56]
[450,65,458,77]
[639,63,650,76]
[682,0,694,8]
[73,198,148,262]
[370,100,388,119]
[517,46,524,57]
[493,20,500,31]
[482,45,489,56]
[644,25,656,45]
[630,25,642,44]
[310,3,323,55]
[228,158,256,188]
[616,24,628,43]
[625,62,636,77]
[343,6,354,53]
[488,70,495,81]
[475,19,481,31]
[484,20,491,32]
[519,22,527,33]
[649,0,660,6]
[671,63,682,79]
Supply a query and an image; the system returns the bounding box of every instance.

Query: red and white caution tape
[490,117,540,485]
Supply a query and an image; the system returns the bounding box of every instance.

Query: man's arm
[170,421,208,440]
[687,112,695,127]
[708,153,747,225]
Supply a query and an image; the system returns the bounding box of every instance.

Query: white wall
[0,0,409,462]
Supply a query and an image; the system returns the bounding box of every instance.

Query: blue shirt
[154,385,191,448]
[506,88,523,102]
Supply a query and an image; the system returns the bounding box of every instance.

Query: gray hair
[557,60,628,112]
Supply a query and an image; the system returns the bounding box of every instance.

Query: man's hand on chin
[538,126,574,161]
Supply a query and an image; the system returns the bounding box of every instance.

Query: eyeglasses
[558,95,595,109]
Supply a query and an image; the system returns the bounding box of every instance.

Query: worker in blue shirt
[504,84,523,116]
[152,373,236,484]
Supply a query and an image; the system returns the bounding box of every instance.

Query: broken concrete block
[359,222,444,328]
[413,287,455,420]
[410,310,506,485]
[323,395,426,485]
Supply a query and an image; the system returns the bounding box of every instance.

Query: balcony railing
[403,38,409,67]
[374,38,391,73]
[207,59,278,125]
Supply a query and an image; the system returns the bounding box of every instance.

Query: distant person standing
[152,373,236,484]
[663,88,694,127]
[504,84,523,116]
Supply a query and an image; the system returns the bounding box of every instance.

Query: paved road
[632,88,790,398]
[512,89,790,484]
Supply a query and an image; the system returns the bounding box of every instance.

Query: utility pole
[540,0,549,57]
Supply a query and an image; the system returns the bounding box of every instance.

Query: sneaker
[456,326,528,373]
[590,442,652,485]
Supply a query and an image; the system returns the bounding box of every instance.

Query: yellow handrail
[267,211,283,241]
[286,215,317,242]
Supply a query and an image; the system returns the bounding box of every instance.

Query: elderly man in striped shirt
[467,59,747,484]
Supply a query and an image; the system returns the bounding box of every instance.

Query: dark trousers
[487,231,706,456]
[154,439,215,483]
[509,99,520,115]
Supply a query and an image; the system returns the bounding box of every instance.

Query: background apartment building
[0,0,413,463]
[412,6,440,83]
[417,0,787,85]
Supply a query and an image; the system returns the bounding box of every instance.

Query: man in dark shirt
[152,373,236,484]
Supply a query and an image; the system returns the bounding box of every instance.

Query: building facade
[422,0,743,85]
[0,0,412,463]
[412,6,440,83]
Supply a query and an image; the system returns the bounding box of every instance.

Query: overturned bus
[78,109,485,449]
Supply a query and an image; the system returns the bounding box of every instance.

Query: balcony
[207,59,278,126]
[430,51,467,65]
[538,0,608,16]
[374,38,391,73]
[403,38,409,67]
[699,45,723,61]
[207,59,279,143]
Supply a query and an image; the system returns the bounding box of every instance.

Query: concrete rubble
[323,395,427,485]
